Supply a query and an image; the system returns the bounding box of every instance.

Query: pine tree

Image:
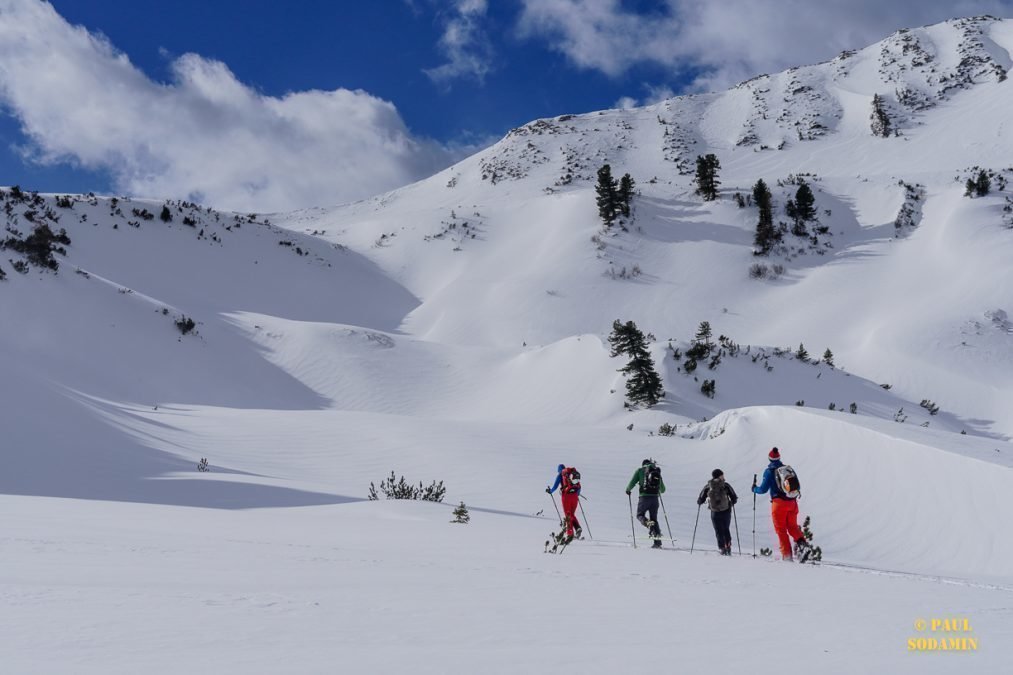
[795,343,809,361]
[694,154,721,201]
[794,182,816,222]
[870,94,891,137]
[975,170,991,197]
[694,320,713,346]
[822,348,834,367]
[618,173,635,217]
[752,179,777,254]
[595,164,619,226]
[609,319,664,407]
[159,205,172,222]
[608,319,636,357]
[451,501,470,524]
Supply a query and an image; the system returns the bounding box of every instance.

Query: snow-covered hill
[2,15,1013,674]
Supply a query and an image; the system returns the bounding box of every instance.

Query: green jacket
[626,465,666,496]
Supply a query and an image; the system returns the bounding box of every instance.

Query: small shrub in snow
[368,471,446,502]
[849,402,858,414]
[1,223,71,271]
[10,259,28,274]
[657,422,676,436]
[451,502,470,524]
[749,263,769,279]
[894,408,907,423]
[919,399,940,416]
[801,516,823,562]
[828,403,836,411]
[132,208,154,221]
[55,195,74,209]
[159,205,172,222]
[796,400,805,406]
[0,264,5,281]
[700,379,716,398]
[197,457,209,472]
[175,316,196,335]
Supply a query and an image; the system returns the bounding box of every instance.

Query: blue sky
[1,0,1010,210]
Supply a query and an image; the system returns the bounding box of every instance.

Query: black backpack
[644,465,662,493]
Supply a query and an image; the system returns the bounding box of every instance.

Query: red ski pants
[771,498,804,560]
[561,492,581,536]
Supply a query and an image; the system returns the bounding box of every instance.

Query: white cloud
[613,96,638,110]
[424,0,494,86]
[518,0,1013,90]
[0,0,463,212]
[614,84,676,110]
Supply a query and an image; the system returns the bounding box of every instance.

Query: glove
[625,490,631,496]
[545,487,552,494]
[697,499,704,506]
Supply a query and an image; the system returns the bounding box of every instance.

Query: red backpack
[561,467,581,493]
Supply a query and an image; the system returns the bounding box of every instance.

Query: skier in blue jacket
[753,447,806,560]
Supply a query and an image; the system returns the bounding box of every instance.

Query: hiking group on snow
[545,447,814,562]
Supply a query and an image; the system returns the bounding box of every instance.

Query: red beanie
[768,447,780,460]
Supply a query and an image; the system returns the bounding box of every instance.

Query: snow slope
[2,15,1013,674]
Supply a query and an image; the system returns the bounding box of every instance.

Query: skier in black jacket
[697,469,738,555]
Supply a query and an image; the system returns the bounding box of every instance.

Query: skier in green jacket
[626,458,666,548]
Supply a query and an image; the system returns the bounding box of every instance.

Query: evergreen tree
[595,164,619,226]
[694,320,713,345]
[608,319,664,407]
[794,183,816,222]
[870,94,891,137]
[694,154,721,201]
[975,170,991,197]
[159,205,172,222]
[608,319,636,357]
[752,179,777,254]
[795,343,810,361]
[451,501,470,524]
[618,173,635,217]
[787,182,816,235]
[822,348,834,367]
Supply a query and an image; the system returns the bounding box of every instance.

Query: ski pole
[548,490,562,526]
[752,473,757,558]
[628,492,637,549]
[659,495,674,547]
[732,503,742,556]
[577,500,593,539]
[690,503,701,554]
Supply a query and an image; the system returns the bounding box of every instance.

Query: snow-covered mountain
[2,16,1012,673]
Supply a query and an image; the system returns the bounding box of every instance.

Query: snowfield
[2,15,1013,674]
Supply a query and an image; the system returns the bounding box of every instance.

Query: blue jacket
[752,460,793,501]
[548,465,580,495]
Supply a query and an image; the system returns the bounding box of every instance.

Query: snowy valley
[2,15,1013,674]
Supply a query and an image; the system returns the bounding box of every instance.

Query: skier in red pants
[546,464,582,541]
[752,447,808,560]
